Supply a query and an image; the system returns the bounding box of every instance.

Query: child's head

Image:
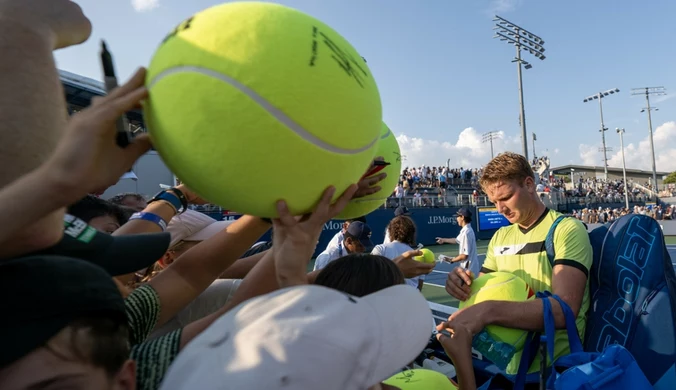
[315,254,404,297]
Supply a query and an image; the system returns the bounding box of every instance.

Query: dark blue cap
[456,208,472,220]
[394,206,410,216]
[345,221,374,249]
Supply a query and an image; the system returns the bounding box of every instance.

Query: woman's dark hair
[314,254,405,297]
[67,195,132,226]
[387,216,417,247]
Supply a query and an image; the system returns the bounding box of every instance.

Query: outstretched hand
[393,249,436,278]
[273,184,358,287]
[352,157,388,199]
[45,68,152,201]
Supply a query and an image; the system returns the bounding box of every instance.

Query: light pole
[583,88,620,180]
[616,128,630,210]
[493,15,546,161]
[482,131,502,159]
[632,87,665,192]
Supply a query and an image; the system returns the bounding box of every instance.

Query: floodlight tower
[583,88,620,180]
[482,131,502,159]
[493,15,546,161]
[632,86,666,192]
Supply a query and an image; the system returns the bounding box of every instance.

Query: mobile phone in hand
[438,254,453,263]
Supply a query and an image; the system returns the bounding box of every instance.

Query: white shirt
[324,231,344,253]
[383,229,391,244]
[456,225,480,277]
[313,243,347,271]
[371,241,425,289]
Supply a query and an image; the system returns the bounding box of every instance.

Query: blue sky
[56,0,676,173]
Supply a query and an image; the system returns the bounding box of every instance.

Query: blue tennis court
[424,245,676,288]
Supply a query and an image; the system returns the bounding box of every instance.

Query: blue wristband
[130,212,167,231]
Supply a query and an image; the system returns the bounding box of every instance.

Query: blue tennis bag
[548,214,676,389]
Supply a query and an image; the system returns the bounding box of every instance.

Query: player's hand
[435,237,445,245]
[45,68,152,200]
[352,156,387,199]
[273,184,358,287]
[393,249,435,278]
[0,0,92,49]
[445,267,473,301]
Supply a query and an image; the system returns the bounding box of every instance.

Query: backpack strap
[544,215,572,268]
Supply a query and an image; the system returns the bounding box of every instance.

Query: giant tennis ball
[383,369,457,390]
[145,2,381,217]
[414,248,436,264]
[459,272,534,349]
[335,122,401,219]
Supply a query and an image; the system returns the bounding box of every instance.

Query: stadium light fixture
[492,15,546,162]
[583,88,620,180]
[632,86,666,192]
[616,128,630,209]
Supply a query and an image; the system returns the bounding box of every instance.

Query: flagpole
[532,133,536,159]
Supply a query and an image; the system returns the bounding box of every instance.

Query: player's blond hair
[479,152,534,191]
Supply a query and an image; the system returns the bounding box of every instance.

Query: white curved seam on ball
[466,277,516,299]
[148,66,379,155]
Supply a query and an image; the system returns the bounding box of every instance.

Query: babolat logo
[596,217,655,350]
[323,221,342,231]
[427,216,458,225]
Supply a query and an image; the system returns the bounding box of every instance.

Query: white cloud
[488,0,524,14]
[396,127,521,169]
[579,121,676,173]
[131,0,159,12]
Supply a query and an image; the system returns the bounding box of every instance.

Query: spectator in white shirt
[383,206,411,244]
[372,216,425,290]
[323,217,367,253]
[313,221,373,271]
[435,208,480,277]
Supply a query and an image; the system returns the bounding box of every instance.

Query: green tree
[665,171,676,184]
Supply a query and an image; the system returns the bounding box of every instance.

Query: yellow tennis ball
[145,2,381,217]
[383,369,457,390]
[335,122,401,219]
[414,248,436,264]
[458,272,534,349]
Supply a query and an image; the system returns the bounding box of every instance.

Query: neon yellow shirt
[482,209,592,374]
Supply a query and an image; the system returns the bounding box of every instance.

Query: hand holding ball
[458,272,534,350]
[414,248,436,264]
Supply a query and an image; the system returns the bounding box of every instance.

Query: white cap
[166,210,234,247]
[159,284,433,390]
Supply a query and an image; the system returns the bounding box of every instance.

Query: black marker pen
[100,40,131,147]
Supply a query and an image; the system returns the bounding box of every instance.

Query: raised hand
[352,157,388,199]
[273,184,358,287]
[45,68,152,201]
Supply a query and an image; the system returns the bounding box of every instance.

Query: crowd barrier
[204,206,499,257]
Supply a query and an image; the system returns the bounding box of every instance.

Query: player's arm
[436,237,457,244]
[479,221,591,331]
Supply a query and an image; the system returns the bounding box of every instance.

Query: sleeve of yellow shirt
[552,218,593,277]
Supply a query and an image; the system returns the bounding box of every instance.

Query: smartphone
[438,254,453,263]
